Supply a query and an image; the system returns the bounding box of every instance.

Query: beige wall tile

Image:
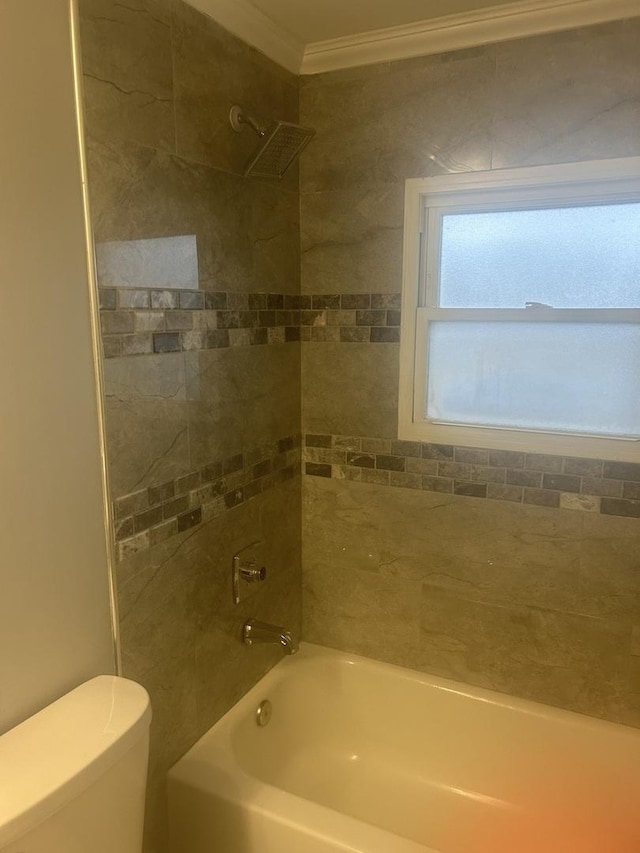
[171,0,298,197]
[301,185,404,294]
[302,342,399,437]
[299,18,640,729]
[493,20,640,169]
[103,353,190,496]
[118,482,301,849]
[78,0,175,151]
[185,344,300,468]
[303,476,638,724]
[80,5,303,850]
[86,138,256,291]
[300,46,494,192]
[418,587,630,720]
[578,513,640,622]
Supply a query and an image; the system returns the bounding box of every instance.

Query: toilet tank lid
[0,675,151,846]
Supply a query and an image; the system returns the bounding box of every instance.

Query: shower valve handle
[233,543,267,604]
[239,562,267,583]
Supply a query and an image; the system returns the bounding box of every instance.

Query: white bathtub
[168,643,640,853]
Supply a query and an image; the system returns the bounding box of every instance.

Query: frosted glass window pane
[439,204,640,308]
[426,322,640,436]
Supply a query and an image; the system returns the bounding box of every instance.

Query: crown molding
[185,0,304,74]
[301,0,639,75]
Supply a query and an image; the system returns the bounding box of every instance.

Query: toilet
[0,676,151,852]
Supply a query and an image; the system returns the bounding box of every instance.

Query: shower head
[229,105,315,180]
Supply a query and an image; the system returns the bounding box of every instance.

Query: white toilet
[0,676,151,852]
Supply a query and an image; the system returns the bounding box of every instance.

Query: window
[398,158,640,461]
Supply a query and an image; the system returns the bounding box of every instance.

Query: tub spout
[243,619,299,655]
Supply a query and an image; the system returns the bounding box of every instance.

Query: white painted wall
[0,0,116,734]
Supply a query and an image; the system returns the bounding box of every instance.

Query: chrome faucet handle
[232,542,266,604]
[239,562,266,583]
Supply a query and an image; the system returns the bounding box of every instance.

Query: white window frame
[398,157,640,462]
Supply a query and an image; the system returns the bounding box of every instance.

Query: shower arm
[230,105,267,138]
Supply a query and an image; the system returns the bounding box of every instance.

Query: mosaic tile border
[113,434,301,561]
[98,290,401,356]
[303,434,640,520]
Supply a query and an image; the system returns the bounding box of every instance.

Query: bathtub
[168,643,640,853]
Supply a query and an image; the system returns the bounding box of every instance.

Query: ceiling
[186,0,638,74]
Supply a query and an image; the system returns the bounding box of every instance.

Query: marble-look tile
[300,46,494,193]
[171,0,298,185]
[377,490,583,584]
[418,587,631,720]
[304,604,422,671]
[624,655,640,727]
[103,353,190,496]
[116,475,301,701]
[116,525,201,677]
[493,19,640,168]
[303,558,422,669]
[86,138,260,291]
[250,181,300,293]
[85,136,300,293]
[302,476,387,572]
[185,343,301,468]
[303,476,584,610]
[121,640,192,847]
[301,184,404,294]
[577,512,640,623]
[115,480,300,853]
[78,0,175,151]
[192,481,302,730]
[302,342,399,438]
[303,477,638,723]
[134,651,199,850]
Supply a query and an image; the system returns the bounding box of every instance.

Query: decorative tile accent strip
[99,290,401,356]
[113,434,301,561]
[299,293,401,344]
[303,434,640,520]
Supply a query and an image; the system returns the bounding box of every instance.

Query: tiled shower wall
[78,2,302,850]
[300,20,640,726]
[78,6,640,848]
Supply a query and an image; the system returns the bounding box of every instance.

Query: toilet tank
[0,676,151,853]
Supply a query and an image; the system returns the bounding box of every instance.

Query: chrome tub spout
[243,619,299,655]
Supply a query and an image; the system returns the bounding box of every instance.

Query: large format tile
[86,138,256,291]
[300,46,494,193]
[171,0,298,183]
[86,136,300,293]
[302,342,399,437]
[79,0,175,151]
[81,5,304,852]
[303,557,422,669]
[493,19,640,168]
[301,184,404,294]
[103,353,190,495]
[185,343,300,468]
[250,180,300,293]
[418,587,631,720]
[303,476,389,572]
[304,476,584,612]
[378,492,583,604]
[191,480,302,730]
[118,480,301,851]
[577,513,640,623]
[302,476,637,723]
[139,651,199,853]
